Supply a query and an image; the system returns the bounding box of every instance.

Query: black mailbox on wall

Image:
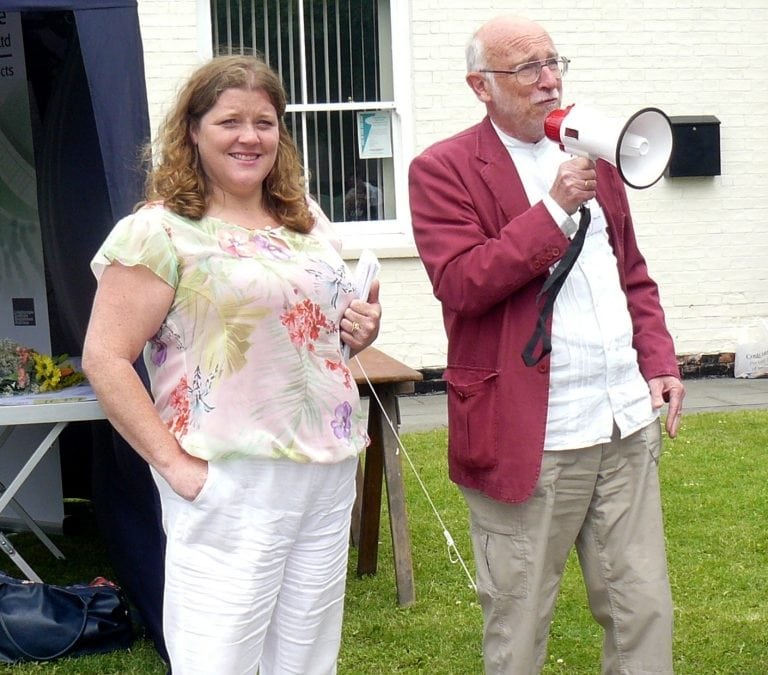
[666,115,721,177]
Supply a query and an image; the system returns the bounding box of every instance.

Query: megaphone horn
[544,104,674,189]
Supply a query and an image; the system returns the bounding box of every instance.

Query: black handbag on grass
[0,572,134,663]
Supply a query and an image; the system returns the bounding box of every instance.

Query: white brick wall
[137,1,207,142]
[139,1,768,370]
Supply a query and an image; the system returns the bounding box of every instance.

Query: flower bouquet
[0,338,86,396]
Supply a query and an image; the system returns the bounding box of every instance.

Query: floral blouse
[91,201,368,463]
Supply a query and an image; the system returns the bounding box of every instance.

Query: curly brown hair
[144,55,313,233]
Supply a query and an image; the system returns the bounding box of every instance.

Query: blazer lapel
[475,117,532,224]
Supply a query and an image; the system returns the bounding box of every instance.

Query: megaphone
[544,104,674,189]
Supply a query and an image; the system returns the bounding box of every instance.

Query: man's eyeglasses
[479,57,570,86]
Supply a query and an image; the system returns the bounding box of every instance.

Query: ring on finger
[352,321,361,334]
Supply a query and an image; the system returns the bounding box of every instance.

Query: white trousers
[153,455,358,675]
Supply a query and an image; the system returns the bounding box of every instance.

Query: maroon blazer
[409,116,679,504]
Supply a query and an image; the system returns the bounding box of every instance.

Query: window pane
[303,0,380,105]
[211,0,383,105]
[211,1,302,102]
[210,0,395,223]
[287,110,387,222]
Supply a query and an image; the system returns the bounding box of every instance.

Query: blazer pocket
[444,366,499,470]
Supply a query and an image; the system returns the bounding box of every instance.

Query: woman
[82,55,381,674]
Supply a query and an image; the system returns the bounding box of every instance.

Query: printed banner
[0,10,50,351]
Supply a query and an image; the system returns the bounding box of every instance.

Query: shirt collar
[490,120,551,158]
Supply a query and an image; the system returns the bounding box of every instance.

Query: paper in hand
[342,249,381,361]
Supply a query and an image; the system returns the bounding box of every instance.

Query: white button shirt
[494,125,657,451]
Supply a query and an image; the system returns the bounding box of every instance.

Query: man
[408,15,685,675]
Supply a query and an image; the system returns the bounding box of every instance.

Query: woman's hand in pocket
[160,452,209,501]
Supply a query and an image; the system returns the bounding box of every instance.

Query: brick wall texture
[138,1,768,372]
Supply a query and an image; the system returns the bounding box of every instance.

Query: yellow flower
[33,354,62,391]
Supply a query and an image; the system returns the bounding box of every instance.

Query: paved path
[395,377,768,434]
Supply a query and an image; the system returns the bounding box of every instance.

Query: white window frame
[200,0,414,257]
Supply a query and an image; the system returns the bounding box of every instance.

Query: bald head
[467,16,554,73]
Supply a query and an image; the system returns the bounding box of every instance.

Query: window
[210,0,412,249]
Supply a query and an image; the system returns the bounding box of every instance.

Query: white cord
[354,355,477,593]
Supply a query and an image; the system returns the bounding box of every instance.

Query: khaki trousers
[462,420,673,675]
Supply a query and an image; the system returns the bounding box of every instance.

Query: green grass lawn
[4,409,767,673]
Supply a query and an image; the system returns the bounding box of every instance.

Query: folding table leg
[0,532,43,582]
[0,482,65,559]
[0,422,67,515]
[0,422,69,575]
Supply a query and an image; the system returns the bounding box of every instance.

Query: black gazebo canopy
[0,3,166,660]
[2,0,150,351]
